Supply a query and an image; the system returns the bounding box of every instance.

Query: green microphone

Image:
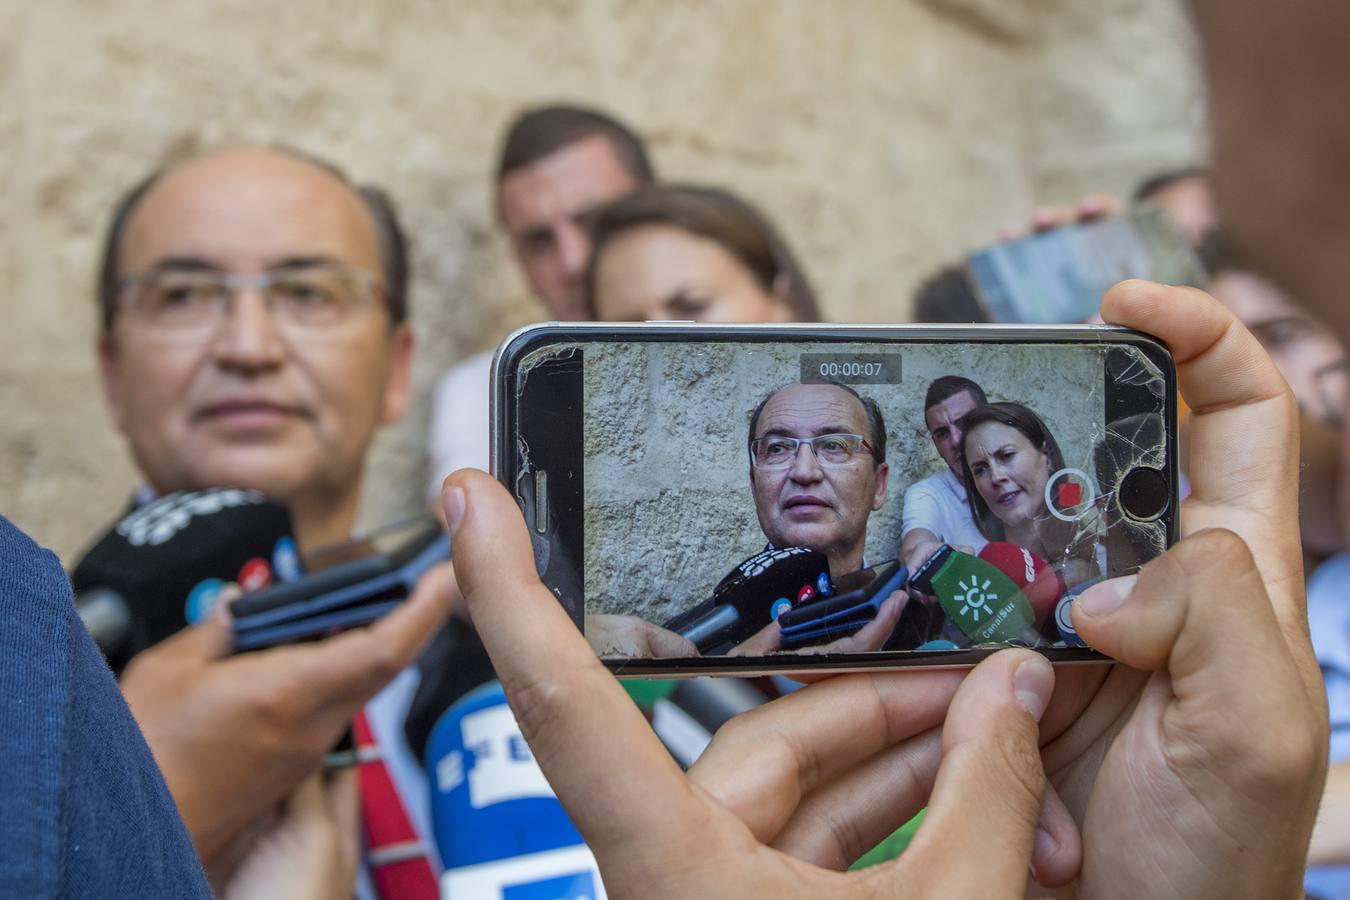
[910,545,1036,645]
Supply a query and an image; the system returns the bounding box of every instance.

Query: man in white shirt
[426,105,654,493]
[899,375,990,572]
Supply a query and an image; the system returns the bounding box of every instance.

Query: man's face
[925,389,981,480]
[98,149,413,510]
[1210,269,1347,422]
[498,135,641,320]
[1149,175,1217,246]
[750,384,889,564]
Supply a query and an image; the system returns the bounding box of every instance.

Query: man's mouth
[783,494,831,514]
[195,399,301,428]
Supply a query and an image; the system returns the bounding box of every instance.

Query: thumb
[895,650,1055,898]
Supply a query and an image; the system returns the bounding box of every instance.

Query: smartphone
[966,203,1206,324]
[230,518,450,651]
[494,324,1178,676]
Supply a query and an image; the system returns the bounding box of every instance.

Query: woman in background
[960,401,1098,588]
[585,184,820,323]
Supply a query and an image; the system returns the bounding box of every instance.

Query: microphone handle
[679,604,740,652]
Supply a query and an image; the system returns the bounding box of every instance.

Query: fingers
[1030,782,1082,888]
[820,592,906,654]
[277,562,458,708]
[895,650,1053,897]
[1100,281,1303,610]
[1072,529,1324,741]
[441,469,700,852]
[689,669,964,849]
[769,728,944,868]
[728,619,783,656]
[324,770,361,883]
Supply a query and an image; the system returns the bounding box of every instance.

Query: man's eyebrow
[756,424,855,439]
[145,256,223,273]
[270,255,344,271]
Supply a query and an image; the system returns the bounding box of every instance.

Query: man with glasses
[90,146,456,896]
[748,382,890,580]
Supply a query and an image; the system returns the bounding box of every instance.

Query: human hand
[585,613,699,658]
[121,563,456,871]
[996,193,1125,242]
[1035,281,1329,897]
[440,468,1082,895]
[219,771,359,900]
[728,589,907,656]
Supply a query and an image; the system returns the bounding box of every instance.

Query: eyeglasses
[749,433,875,469]
[116,263,385,340]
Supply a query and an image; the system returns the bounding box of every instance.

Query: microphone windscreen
[427,682,605,897]
[977,542,1065,629]
[928,550,1037,644]
[663,546,832,649]
[70,488,298,670]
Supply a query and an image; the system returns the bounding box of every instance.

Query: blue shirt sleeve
[0,515,210,899]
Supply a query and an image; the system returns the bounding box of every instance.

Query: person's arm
[121,564,456,877]
[1309,761,1350,866]
[899,528,942,574]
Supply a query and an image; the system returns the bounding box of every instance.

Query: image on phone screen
[498,327,1176,673]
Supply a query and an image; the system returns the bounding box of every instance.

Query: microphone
[661,547,832,653]
[976,542,1066,631]
[70,488,299,671]
[427,682,605,898]
[910,545,1038,645]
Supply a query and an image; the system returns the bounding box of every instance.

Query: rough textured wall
[0,0,1204,559]
[581,340,1105,623]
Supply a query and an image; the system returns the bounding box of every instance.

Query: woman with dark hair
[585,184,821,323]
[960,402,1096,584]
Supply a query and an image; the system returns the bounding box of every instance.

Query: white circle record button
[1044,467,1097,522]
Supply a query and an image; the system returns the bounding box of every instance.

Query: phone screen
[966,204,1206,324]
[499,326,1176,673]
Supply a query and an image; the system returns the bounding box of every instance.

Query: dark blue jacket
[0,515,210,898]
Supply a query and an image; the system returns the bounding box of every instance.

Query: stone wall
[581,340,1106,623]
[0,0,1204,559]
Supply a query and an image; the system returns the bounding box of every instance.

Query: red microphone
[977,542,1065,631]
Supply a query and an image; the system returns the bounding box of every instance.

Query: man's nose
[208,289,286,369]
[557,221,590,281]
[787,442,824,481]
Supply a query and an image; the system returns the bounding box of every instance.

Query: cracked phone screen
[512,337,1174,665]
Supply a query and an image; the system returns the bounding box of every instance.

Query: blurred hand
[1035,281,1329,897]
[122,563,456,871]
[439,469,1083,896]
[220,771,359,900]
[996,193,1125,242]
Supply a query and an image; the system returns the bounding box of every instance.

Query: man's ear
[380,322,415,425]
[872,461,890,511]
[97,333,130,435]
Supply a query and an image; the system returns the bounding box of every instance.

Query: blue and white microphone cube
[429,683,606,899]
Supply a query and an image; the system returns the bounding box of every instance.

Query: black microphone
[70,488,299,671]
[662,547,832,653]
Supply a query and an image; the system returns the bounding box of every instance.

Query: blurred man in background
[425,105,654,490]
[91,146,456,896]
